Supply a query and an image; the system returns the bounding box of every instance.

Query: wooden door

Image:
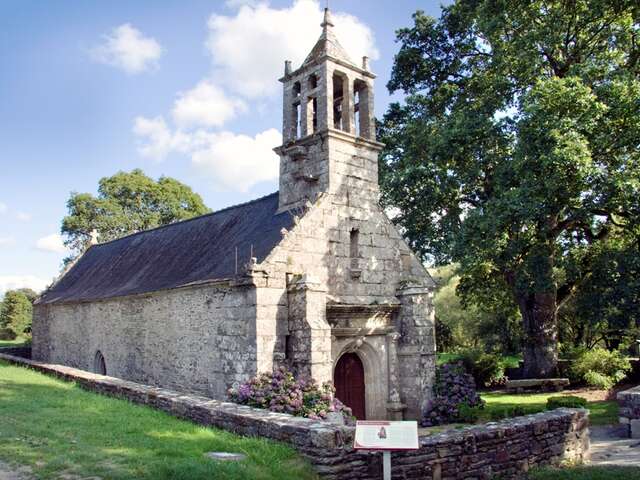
[334,352,366,419]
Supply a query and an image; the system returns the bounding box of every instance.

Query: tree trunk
[517,291,559,378]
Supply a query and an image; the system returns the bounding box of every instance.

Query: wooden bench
[506,378,570,393]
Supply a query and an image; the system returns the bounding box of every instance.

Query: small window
[350,228,359,258]
[94,350,107,375]
[285,335,291,360]
[292,81,301,97]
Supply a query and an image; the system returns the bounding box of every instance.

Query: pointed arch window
[94,350,107,375]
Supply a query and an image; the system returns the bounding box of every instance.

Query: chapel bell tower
[275,8,383,213]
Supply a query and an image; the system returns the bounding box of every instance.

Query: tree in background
[380,1,640,376]
[560,238,640,351]
[431,265,521,354]
[62,169,210,263]
[0,289,37,339]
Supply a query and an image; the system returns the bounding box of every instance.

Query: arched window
[94,350,107,375]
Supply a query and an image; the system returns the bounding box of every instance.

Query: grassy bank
[0,361,317,480]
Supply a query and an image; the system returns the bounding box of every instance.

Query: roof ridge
[92,191,280,248]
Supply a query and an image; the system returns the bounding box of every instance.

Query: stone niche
[327,303,404,420]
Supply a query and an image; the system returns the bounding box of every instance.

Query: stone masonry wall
[618,385,640,438]
[32,281,263,400]
[0,353,590,480]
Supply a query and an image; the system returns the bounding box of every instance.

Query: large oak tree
[62,169,210,263]
[380,1,640,376]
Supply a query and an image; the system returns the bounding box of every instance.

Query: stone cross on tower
[275,7,383,213]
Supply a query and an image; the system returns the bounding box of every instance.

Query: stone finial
[362,56,370,71]
[321,7,334,31]
[89,229,100,245]
[284,60,292,76]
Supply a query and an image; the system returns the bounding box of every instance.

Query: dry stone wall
[0,353,590,480]
[618,385,640,438]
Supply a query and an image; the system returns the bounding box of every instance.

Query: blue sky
[0,0,446,295]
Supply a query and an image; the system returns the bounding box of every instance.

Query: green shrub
[584,371,614,390]
[512,406,526,417]
[489,405,527,421]
[571,348,631,389]
[458,349,506,387]
[0,328,16,341]
[546,396,587,410]
[458,404,482,423]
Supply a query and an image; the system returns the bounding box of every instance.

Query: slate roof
[38,192,294,305]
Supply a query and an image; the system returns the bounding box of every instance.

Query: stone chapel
[33,8,436,421]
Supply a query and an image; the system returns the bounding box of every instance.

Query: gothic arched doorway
[334,352,366,419]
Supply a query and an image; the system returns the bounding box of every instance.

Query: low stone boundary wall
[0,353,590,479]
[618,385,640,438]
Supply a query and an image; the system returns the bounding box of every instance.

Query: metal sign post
[353,420,419,480]
[382,451,391,480]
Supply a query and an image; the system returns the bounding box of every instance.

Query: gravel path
[0,461,33,480]
[589,424,640,466]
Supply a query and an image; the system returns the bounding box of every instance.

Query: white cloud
[133,116,176,160]
[0,202,7,214]
[172,80,246,129]
[191,128,281,191]
[91,24,163,74]
[36,233,67,254]
[0,236,15,247]
[0,276,49,298]
[134,119,280,191]
[225,0,261,8]
[16,212,31,222]
[206,0,379,98]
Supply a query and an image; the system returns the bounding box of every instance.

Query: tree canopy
[0,289,36,339]
[62,169,210,262]
[380,1,640,376]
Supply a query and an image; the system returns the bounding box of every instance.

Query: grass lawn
[0,361,317,480]
[0,338,28,349]
[481,392,618,425]
[528,466,640,479]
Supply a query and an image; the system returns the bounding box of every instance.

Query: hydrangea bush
[228,367,353,422]
[422,361,485,426]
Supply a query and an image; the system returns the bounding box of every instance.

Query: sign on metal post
[353,421,419,480]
